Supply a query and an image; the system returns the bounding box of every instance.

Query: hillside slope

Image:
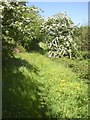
[3,52,88,118]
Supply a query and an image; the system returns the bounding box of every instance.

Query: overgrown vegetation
[3,52,88,118]
[78,26,88,51]
[1,0,89,119]
[1,1,43,59]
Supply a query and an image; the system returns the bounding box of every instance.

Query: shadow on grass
[2,57,44,118]
[29,42,47,55]
[30,48,47,56]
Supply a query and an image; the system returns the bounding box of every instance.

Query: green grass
[3,52,88,118]
[52,57,89,82]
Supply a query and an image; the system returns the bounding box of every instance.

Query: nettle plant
[42,12,79,58]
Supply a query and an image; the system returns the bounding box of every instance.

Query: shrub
[42,12,79,58]
[1,1,43,60]
[78,26,88,51]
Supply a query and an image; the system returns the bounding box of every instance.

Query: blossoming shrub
[1,1,43,59]
[42,13,79,58]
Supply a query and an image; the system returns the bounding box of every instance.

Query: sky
[27,2,88,26]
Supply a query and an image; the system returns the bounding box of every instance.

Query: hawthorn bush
[42,12,79,58]
[1,1,43,60]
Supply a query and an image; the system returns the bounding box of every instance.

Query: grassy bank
[3,52,88,118]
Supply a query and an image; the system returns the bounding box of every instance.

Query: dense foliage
[1,1,89,60]
[78,26,88,51]
[77,26,89,59]
[1,1,43,60]
[42,13,79,58]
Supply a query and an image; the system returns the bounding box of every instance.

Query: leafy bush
[78,26,88,51]
[1,1,43,60]
[42,12,79,58]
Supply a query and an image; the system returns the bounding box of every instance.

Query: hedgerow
[1,1,43,59]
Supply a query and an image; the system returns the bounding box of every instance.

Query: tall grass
[3,52,88,118]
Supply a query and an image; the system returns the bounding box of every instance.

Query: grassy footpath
[3,52,88,118]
